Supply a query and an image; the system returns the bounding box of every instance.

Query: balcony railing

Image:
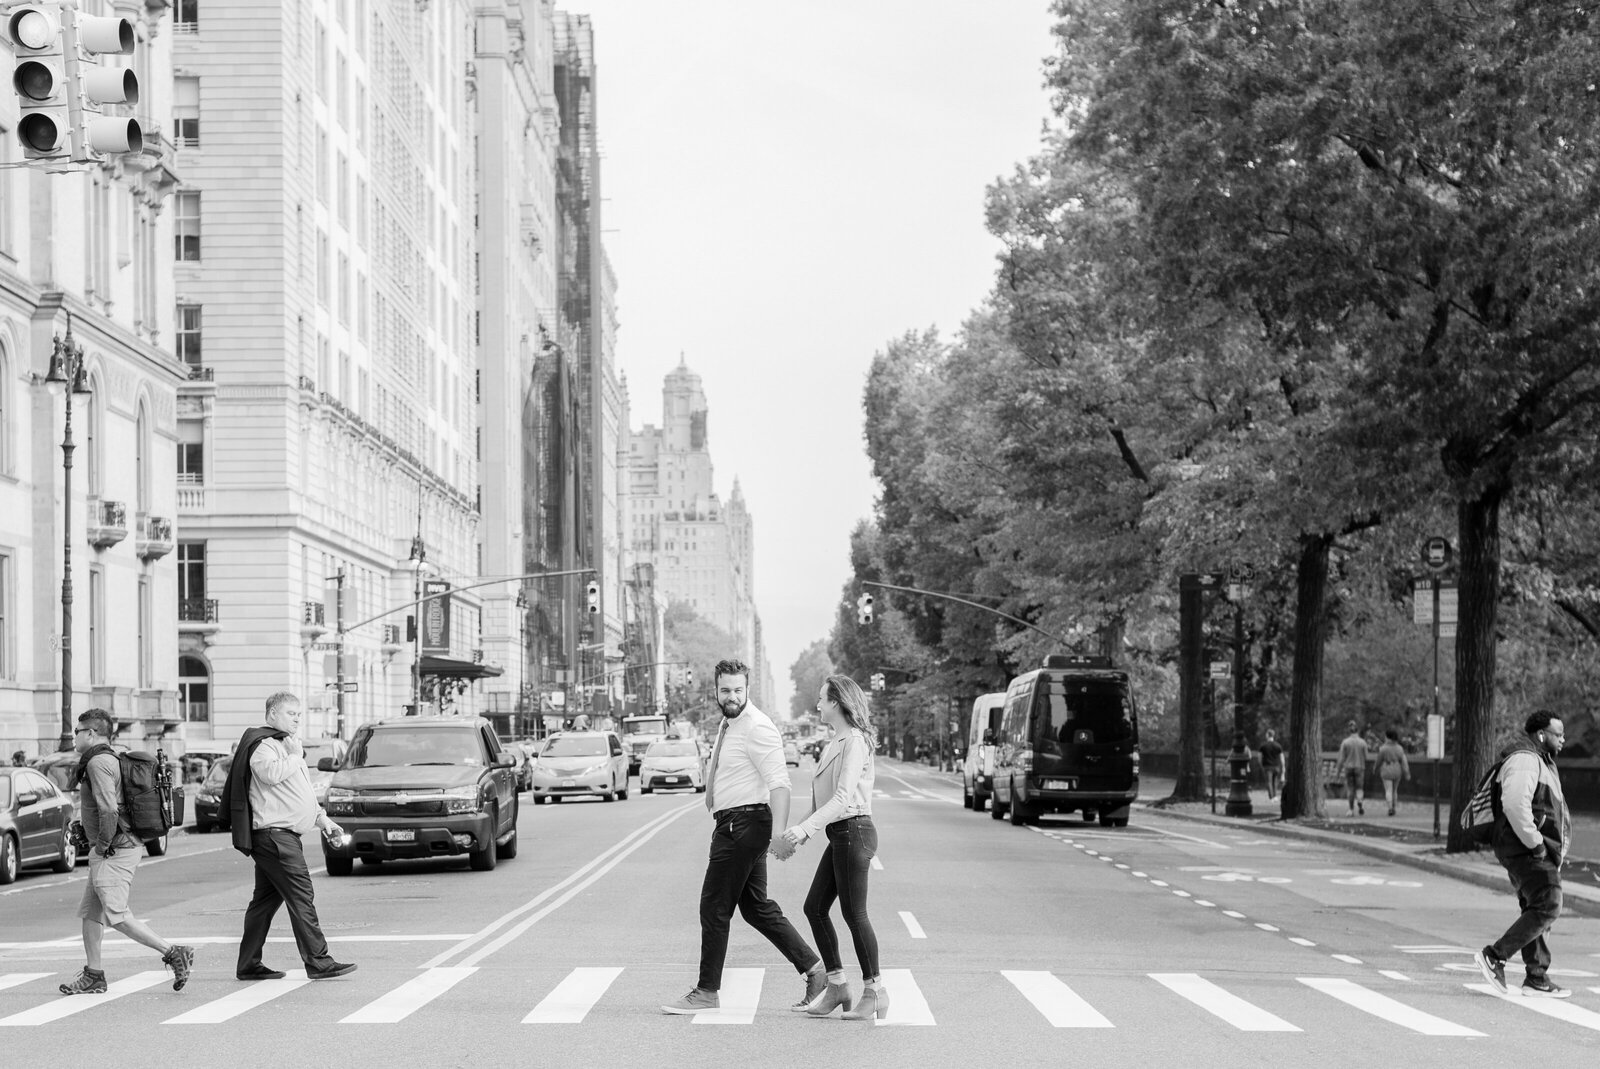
[186,365,213,381]
[178,597,219,624]
[136,513,174,560]
[86,498,128,548]
[177,487,208,511]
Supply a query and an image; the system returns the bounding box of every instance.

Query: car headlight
[443,785,481,814]
[325,786,357,814]
[196,790,219,803]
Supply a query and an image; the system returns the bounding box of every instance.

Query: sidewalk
[1136,775,1600,917]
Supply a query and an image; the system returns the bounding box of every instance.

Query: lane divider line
[899,911,927,939]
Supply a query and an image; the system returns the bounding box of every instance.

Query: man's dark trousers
[238,828,337,974]
[697,806,819,992]
[1491,851,1563,977]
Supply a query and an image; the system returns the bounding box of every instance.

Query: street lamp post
[408,534,426,715]
[44,320,91,751]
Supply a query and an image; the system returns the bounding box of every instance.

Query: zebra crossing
[0,965,1595,1035]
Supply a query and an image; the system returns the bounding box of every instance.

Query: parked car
[34,748,185,857]
[531,731,630,803]
[962,692,1007,812]
[0,766,77,883]
[638,737,706,794]
[191,756,230,833]
[320,716,521,874]
[783,740,801,767]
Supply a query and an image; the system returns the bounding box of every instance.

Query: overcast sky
[572,1,1058,712]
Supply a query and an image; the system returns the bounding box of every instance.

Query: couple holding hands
[661,660,885,1021]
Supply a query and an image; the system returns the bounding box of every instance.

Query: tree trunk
[1280,533,1332,820]
[1170,578,1208,801]
[1445,481,1505,853]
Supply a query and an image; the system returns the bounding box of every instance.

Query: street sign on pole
[1209,661,1230,680]
[1423,536,1452,570]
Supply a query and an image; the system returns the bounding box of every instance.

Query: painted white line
[1331,954,1363,965]
[1379,971,1410,982]
[1151,827,1230,849]
[523,967,622,1024]
[1131,871,1148,878]
[899,911,927,939]
[1084,849,1098,856]
[1289,938,1317,947]
[1150,880,1169,887]
[0,846,237,897]
[1255,923,1280,932]
[870,856,883,871]
[1115,864,1130,870]
[1468,983,1600,1030]
[340,966,477,1024]
[1222,910,1246,919]
[165,972,312,1024]
[0,934,473,951]
[1150,973,1299,1031]
[1194,900,1216,908]
[0,970,168,1026]
[0,973,51,992]
[1301,978,1480,1036]
[1173,890,1191,898]
[876,968,934,1026]
[1003,970,1112,1028]
[692,968,762,1025]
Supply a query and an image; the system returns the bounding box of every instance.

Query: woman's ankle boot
[804,981,854,1016]
[842,981,889,1020]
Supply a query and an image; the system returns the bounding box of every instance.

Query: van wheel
[1009,793,1032,826]
[973,789,989,813]
[469,808,499,871]
[1080,810,1097,823]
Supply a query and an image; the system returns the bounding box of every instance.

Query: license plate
[665,776,683,783]
[385,829,415,842]
[1044,779,1077,791]
[562,779,576,787]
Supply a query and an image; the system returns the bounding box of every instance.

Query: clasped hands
[768,827,804,861]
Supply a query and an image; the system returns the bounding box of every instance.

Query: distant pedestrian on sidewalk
[783,674,887,1020]
[58,709,194,996]
[1336,721,1369,816]
[661,659,824,1016]
[1259,730,1284,800]
[1475,710,1572,999]
[1376,730,1410,816]
[223,691,355,982]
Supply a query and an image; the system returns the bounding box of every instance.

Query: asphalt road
[4,759,1600,1068]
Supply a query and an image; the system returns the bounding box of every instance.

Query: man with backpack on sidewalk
[58,709,194,996]
[1474,710,1572,999]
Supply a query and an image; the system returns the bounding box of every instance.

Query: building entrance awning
[419,655,504,681]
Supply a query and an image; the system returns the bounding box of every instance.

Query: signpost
[1414,536,1454,839]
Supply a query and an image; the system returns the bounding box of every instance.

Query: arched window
[85,377,103,496]
[178,655,209,722]
[136,400,150,512]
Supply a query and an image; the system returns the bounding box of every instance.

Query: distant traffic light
[685,668,694,688]
[585,580,599,614]
[856,592,874,625]
[870,673,885,691]
[9,4,69,159]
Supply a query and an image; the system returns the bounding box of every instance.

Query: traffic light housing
[6,3,140,164]
[856,592,874,625]
[585,579,600,614]
[70,10,141,158]
[686,668,694,688]
[9,4,69,159]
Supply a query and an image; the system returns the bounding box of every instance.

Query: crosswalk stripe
[0,970,169,1026]
[1002,971,1112,1027]
[1151,973,1300,1031]
[339,967,477,1024]
[876,968,934,1025]
[1466,983,1600,1031]
[871,856,883,871]
[165,972,312,1025]
[0,973,51,993]
[1300,978,1480,1036]
[900,911,927,939]
[523,967,622,1024]
[691,968,762,1024]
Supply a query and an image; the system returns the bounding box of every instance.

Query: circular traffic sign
[1423,536,1452,570]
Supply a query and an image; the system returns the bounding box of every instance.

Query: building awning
[419,655,504,681]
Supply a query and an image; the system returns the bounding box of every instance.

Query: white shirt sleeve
[748,717,790,793]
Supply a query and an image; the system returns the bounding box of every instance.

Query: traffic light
[9,4,69,159]
[585,580,600,614]
[871,673,885,691]
[685,668,694,688]
[856,592,874,625]
[69,9,141,159]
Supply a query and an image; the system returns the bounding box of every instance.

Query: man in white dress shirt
[661,659,824,1014]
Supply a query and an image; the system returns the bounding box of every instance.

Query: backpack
[116,750,176,842]
[1458,756,1508,846]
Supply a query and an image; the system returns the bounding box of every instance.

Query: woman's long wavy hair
[824,674,876,747]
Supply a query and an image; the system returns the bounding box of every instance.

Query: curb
[1133,799,1600,919]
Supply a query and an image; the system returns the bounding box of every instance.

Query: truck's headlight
[325,786,357,814]
[443,785,481,814]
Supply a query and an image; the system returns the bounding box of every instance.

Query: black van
[991,654,1139,828]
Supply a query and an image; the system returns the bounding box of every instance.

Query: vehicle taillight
[1016,750,1033,775]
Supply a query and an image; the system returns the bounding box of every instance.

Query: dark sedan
[1,766,77,883]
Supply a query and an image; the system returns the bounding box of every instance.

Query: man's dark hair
[1525,709,1558,735]
[78,708,115,740]
[1385,728,1399,741]
[713,659,750,686]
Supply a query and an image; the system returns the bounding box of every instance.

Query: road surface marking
[1289,938,1317,947]
[1149,880,1169,887]
[523,967,622,1023]
[1173,890,1191,898]
[1468,983,1600,1030]
[340,966,477,1024]
[1331,954,1363,965]
[871,856,883,871]
[0,970,168,1026]
[1131,871,1148,878]
[1150,973,1299,1031]
[1151,827,1230,848]
[1397,945,1470,954]
[0,973,51,992]
[1084,849,1098,856]
[0,934,474,950]
[1194,900,1216,907]
[1222,910,1246,919]
[165,972,312,1024]
[875,968,934,1025]
[1301,978,1481,1036]
[1115,864,1130,870]
[1003,971,1112,1027]
[1255,923,1280,932]
[899,911,927,939]
[1379,971,1410,981]
[691,968,761,1024]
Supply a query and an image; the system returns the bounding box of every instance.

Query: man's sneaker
[306,961,357,980]
[58,967,107,995]
[791,964,827,1011]
[660,987,719,1014]
[1357,802,1364,815]
[1474,946,1508,995]
[1523,976,1572,999]
[162,944,195,992]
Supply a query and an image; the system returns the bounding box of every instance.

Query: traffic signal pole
[860,580,1071,648]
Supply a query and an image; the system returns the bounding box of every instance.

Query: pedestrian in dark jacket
[1474,710,1571,998]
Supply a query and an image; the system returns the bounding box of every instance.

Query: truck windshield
[1029,679,1136,754]
[346,728,485,768]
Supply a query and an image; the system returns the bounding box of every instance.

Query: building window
[177,542,206,602]
[355,178,367,247]
[177,440,203,484]
[89,566,104,685]
[315,22,328,99]
[174,191,201,260]
[173,76,199,147]
[0,345,8,475]
[85,387,102,496]
[316,129,328,203]
[136,403,150,513]
[356,271,368,341]
[338,253,349,323]
[179,655,209,722]
[0,126,12,255]
[175,0,198,32]
[176,304,202,365]
[0,549,10,679]
[336,53,347,129]
[317,230,329,305]
[137,577,151,688]
[336,153,348,227]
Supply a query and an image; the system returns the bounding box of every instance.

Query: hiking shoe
[792,965,828,1011]
[58,967,108,995]
[1523,976,1571,998]
[162,944,195,992]
[1474,946,1507,995]
[661,987,719,1014]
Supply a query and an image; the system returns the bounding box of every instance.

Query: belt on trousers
[714,803,768,821]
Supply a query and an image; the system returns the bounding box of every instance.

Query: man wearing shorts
[58,708,194,995]
[1336,721,1369,817]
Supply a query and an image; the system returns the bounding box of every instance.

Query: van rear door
[1029,675,1137,789]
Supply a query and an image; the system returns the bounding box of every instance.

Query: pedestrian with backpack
[1474,710,1572,999]
[58,709,194,996]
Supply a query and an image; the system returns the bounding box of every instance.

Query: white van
[962,692,1007,811]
